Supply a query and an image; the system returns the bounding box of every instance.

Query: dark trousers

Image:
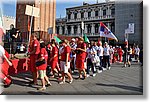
[103,55,110,68]
[86,58,96,74]
[70,57,75,72]
[99,56,103,69]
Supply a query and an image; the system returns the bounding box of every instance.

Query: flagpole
[26,5,34,67]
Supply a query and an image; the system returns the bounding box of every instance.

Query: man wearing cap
[70,38,77,73]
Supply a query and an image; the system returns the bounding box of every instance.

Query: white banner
[25,5,40,17]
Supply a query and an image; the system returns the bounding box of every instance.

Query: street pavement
[1,62,143,95]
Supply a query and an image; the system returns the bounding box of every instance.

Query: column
[71,25,74,35]
[77,24,81,35]
[91,23,95,35]
[99,7,102,17]
[59,26,62,34]
[71,13,74,19]
[65,25,68,35]
[84,24,88,34]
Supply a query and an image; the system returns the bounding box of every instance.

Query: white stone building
[56,1,115,41]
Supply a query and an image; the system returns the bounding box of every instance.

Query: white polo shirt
[103,46,110,56]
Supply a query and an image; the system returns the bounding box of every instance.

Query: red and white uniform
[76,42,86,70]
[50,46,58,71]
[37,48,48,70]
[29,39,40,72]
[60,45,71,73]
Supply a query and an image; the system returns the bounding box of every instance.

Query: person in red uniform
[28,33,40,85]
[118,46,123,63]
[36,42,52,90]
[59,40,73,84]
[75,37,87,79]
[0,44,13,88]
[49,39,60,78]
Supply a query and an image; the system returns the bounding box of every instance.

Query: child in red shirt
[49,39,60,78]
[36,42,52,91]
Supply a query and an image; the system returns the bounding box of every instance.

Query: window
[74,13,77,19]
[18,17,20,23]
[88,11,91,18]
[103,9,106,16]
[95,11,99,17]
[95,24,99,33]
[111,8,115,15]
[87,24,91,33]
[68,14,71,19]
[81,12,84,18]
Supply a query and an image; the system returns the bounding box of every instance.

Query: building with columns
[56,1,115,41]
[56,1,143,46]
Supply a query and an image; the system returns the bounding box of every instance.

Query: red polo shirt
[61,46,71,61]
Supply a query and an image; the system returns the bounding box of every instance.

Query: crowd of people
[0,32,143,91]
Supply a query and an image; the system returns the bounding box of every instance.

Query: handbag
[35,59,46,67]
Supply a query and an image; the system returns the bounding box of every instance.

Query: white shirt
[0,45,5,57]
[97,46,103,57]
[86,47,97,59]
[135,47,140,55]
[20,45,25,51]
[103,46,110,56]
[109,48,114,55]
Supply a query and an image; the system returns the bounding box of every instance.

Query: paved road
[1,62,143,95]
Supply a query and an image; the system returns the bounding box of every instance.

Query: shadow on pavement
[96,83,143,93]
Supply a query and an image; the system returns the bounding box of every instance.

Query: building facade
[56,2,115,41]
[115,0,143,45]
[3,15,16,32]
[56,1,143,45]
[16,0,56,41]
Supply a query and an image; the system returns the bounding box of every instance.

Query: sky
[1,0,107,18]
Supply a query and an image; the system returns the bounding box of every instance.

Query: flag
[81,21,84,30]
[83,34,90,43]
[99,22,118,41]
[54,36,61,44]
[28,16,30,32]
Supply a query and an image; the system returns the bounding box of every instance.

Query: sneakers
[103,68,107,71]
[46,83,52,87]
[92,73,96,77]
[59,81,65,84]
[86,74,90,77]
[37,87,46,91]
[97,70,102,73]
[69,79,73,84]
[107,67,111,70]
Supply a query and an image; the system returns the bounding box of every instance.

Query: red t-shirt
[51,46,58,62]
[31,39,40,55]
[37,48,48,70]
[77,42,86,59]
[118,48,123,55]
[61,46,71,61]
